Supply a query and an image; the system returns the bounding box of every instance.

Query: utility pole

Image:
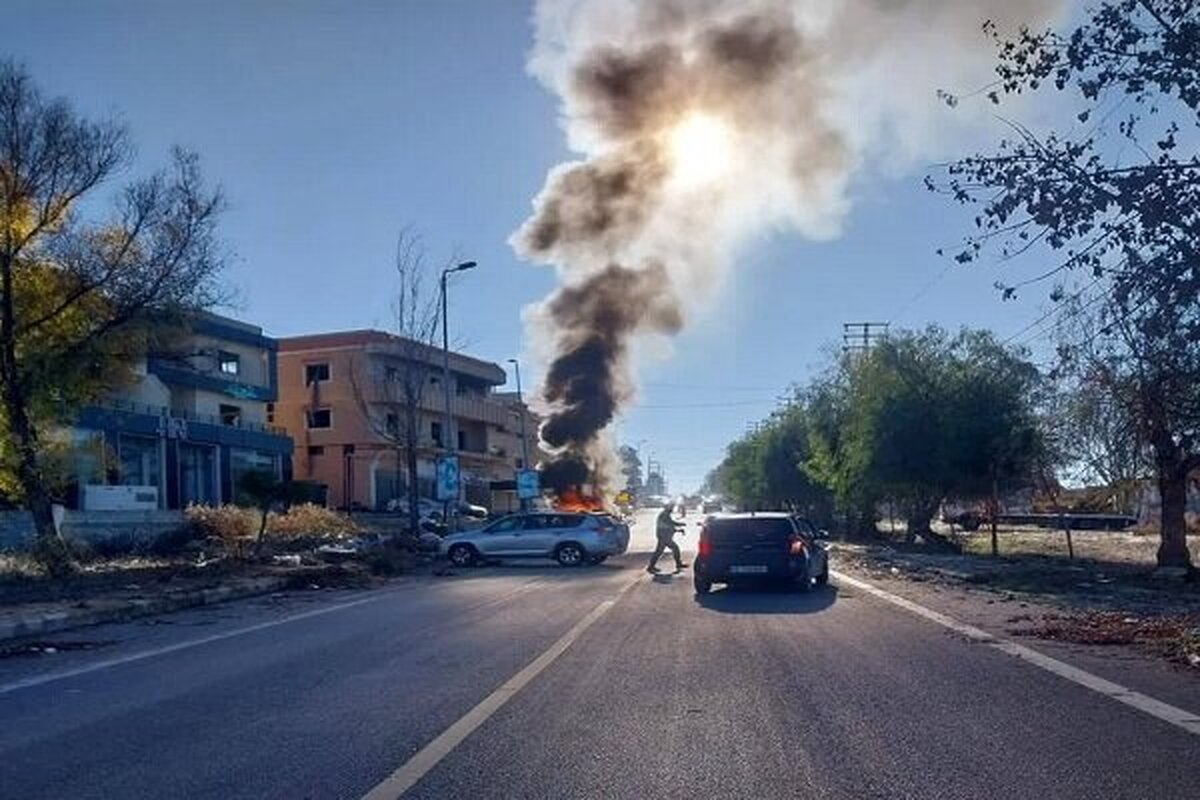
[507,358,531,511]
[842,321,889,356]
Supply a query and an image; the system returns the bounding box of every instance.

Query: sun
[665,112,733,188]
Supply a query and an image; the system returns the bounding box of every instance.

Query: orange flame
[554,486,606,513]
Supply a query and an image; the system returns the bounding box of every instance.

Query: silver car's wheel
[447,544,477,567]
[555,542,585,567]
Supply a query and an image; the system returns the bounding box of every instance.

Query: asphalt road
[0,510,1196,799]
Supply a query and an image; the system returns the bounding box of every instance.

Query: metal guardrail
[96,398,289,437]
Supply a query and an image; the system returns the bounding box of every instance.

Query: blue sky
[8,0,1060,492]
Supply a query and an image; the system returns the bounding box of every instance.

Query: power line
[890,263,955,323]
[1002,277,1104,346]
[640,381,785,392]
[636,399,777,410]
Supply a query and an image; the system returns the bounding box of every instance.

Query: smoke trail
[515,0,1065,495]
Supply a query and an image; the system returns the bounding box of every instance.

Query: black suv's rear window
[706,517,795,543]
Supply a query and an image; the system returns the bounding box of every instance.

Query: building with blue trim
[71,313,293,509]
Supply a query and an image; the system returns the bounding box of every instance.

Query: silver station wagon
[440,512,630,567]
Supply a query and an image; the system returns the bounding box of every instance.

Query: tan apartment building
[274,330,539,510]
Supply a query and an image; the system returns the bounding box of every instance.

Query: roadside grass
[957,526,1200,566]
[835,524,1200,612]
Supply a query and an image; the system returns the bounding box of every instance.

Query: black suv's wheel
[694,575,713,595]
[793,571,812,593]
[447,544,477,567]
[555,542,586,567]
[815,563,829,587]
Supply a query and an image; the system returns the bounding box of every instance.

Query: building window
[457,430,467,451]
[307,445,325,456]
[218,351,240,376]
[305,363,330,385]
[266,402,275,424]
[385,366,398,382]
[385,412,399,437]
[307,408,332,429]
[231,449,279,502]
[119,435,160,488]
[431,421,443,447]
[219,404,242,426]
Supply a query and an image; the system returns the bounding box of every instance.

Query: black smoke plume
[539,262,681,456]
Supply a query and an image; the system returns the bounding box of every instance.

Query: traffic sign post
[435,455,460,501]
[516,469,540,501]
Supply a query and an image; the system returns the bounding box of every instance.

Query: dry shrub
[184,504,257,544]
[185,503,358,557]
[267,504,358,539]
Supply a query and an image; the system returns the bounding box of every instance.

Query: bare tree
[0,62,225,574]
[934,2,1200,571]
[349,230,444,535]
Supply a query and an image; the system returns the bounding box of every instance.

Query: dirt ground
[832,532,1200,674]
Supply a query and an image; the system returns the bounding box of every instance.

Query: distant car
[701,499,722,513]
[693,512,829,595]
[390,498,489,524]
[457,502,489,520]
[440,511,630,567]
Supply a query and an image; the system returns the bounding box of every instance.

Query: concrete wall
[0,510,186,551]
[173,386,268,425]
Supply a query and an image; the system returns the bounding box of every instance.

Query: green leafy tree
[715,395,833,524]
[776,328,1043,546]
[0,62,225,574]
[823,329,1040,545]
[803,364,879,536]
[933,0,1199,570]
[617,444,644,498]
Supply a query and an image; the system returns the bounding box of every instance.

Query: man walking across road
[648,505,687,574]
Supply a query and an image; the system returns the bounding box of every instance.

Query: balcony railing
[94,398,289,437]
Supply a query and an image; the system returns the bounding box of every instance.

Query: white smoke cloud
[515,0,1067,495]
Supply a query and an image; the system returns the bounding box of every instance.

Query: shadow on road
[694,584,838,615]
[432,556,641,581]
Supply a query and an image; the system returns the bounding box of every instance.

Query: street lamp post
[507,358,531,510]
[440,260,477,528]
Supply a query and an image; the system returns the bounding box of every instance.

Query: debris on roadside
[0,639,116,660]
[1008,610,1200,670]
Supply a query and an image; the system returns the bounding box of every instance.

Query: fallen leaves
[1009,610,1200,670]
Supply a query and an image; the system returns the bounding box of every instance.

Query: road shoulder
[831,547,1200,715]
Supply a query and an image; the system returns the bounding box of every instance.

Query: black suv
[694,513,830,594]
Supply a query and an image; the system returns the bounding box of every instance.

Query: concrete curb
[0,577,289,643]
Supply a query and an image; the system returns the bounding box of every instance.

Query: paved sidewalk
[0,576,290,643]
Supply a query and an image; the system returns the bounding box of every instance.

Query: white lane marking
[832,570,1200,737]
[0,579,545,696]
[0,595,383,696]
[362,575,643,800]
